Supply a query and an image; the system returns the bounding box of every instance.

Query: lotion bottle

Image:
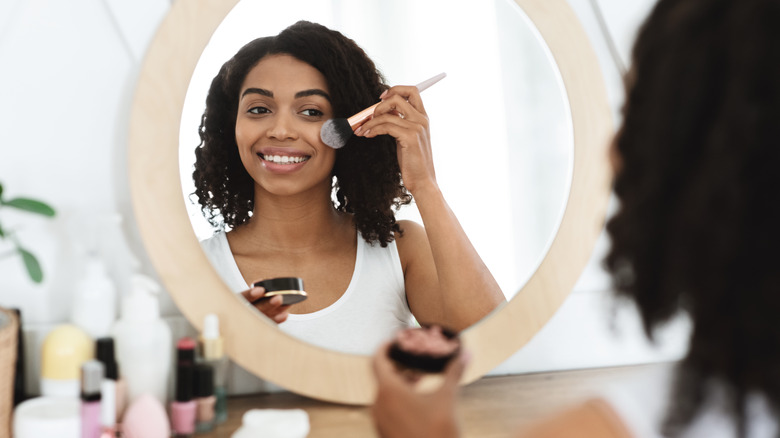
[111,274,172,407]
[71,253,117,339]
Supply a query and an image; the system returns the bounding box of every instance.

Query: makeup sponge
[122,394,170,438]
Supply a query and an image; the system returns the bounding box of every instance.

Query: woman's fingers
[381,85,427,115]
[241,287,291,324]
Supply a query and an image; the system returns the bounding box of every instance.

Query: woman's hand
[240,286,291,324]
[371,342,468,438]
[355,85,437,195]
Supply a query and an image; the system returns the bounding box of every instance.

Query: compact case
[252,277,308,306]
[388,326,461,373]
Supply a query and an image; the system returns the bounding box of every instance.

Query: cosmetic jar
[13,397,80,438]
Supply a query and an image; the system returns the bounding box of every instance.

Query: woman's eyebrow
[241,87,273,98]
[295,89,331,102]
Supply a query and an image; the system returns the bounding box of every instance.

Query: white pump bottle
[111,274,172,407]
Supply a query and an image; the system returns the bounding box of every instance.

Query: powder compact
[251,277,308,306]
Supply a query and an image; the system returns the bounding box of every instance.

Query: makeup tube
[96,337,125,427]
[80,360,104,438]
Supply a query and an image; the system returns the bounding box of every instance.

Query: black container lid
[175,364,194,402]
[252,277,304,292]
[194,364,215,398]
[96,337,119,380]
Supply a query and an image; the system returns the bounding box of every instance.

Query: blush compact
[388,325,460,374]
[251,277,308,306]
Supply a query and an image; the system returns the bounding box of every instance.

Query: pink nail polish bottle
[80,360,104,438]
[170,364,196,437]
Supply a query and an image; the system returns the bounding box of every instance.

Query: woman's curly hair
[192,21,411,245]
[605,0,780,436]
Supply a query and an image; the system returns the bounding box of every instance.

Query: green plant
[0,182,56,283]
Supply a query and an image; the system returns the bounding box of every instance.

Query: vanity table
[200,364,662,437]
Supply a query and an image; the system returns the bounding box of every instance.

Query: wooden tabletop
[199,363,666,437]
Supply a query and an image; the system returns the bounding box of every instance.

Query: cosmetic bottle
[71,253,117,339]
[96,337,126,430]
[194,364,217,433]
[198,313,228,423]
[40,324,93,398]
[112,274,172,407]
[171,363,197,437]
[81,360,104,438]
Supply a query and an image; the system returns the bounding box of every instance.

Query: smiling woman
[191,20,506,355]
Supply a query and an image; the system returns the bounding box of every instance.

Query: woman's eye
[301,108,324,117]
[248,106,270,115]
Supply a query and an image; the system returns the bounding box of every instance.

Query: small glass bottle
[194,364,217,433]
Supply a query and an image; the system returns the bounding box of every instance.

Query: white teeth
[262,154,309,164]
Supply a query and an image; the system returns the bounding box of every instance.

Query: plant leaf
[0,221,4,238]
[18,247,43,283]
[0,182,4,199]
[2,198,56,217]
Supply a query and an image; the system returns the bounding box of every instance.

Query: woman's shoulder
[394,220,429,267]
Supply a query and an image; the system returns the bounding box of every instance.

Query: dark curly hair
[192,21,411,245]
[605,0,780,436]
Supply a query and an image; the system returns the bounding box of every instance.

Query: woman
[193,21,505,355]
[372,0,780,436]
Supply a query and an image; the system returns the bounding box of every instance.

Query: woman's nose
[266,113,298,141]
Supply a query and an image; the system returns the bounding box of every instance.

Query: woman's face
[235,54,336,198]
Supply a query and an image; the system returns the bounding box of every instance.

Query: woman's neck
[232,184,351,252]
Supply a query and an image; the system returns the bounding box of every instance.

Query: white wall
[0,0,687,396]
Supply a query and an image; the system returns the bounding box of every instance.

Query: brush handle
[346,72,447,129]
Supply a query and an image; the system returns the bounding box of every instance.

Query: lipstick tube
[80,360,104,438]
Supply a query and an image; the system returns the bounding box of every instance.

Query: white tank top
[200,230,413,355]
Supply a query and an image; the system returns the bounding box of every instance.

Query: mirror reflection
[178,0,571,355]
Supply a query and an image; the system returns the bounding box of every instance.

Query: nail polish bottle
[81,360,104,438]
[194,364,216,433]
[177,336,196,366]
[198,313,228,424]
[170,364,196,437]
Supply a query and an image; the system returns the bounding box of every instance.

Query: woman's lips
[257,152,311,173]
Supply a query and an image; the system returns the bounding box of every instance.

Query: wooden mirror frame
[128,0,613,405]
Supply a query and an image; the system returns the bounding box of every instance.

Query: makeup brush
[320,72,446,149]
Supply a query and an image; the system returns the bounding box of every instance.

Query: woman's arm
[356,86,506,330]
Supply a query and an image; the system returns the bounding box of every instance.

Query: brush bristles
[320,118,353,149]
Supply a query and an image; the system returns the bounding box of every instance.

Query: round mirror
[178,0,572,307]
[129,0,612,404]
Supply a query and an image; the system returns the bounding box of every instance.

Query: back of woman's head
[605,0,780,435]
[193,21,409,243]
